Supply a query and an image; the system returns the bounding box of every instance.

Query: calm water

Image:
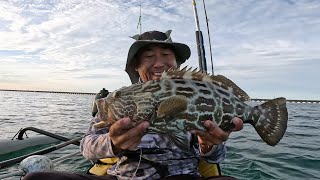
[0,91,319,179]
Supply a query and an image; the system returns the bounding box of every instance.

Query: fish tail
[250,97,288,146]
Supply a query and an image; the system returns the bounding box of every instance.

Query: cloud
[0,0,319,99]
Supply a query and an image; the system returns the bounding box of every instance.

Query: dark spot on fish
[174,79,186,84]
[176,91,193,98]
[235,104,245,116]
[222,98,231,104]
[195,82,206,88]
[222,102,234,114]
[189,106,196,112]
[177,113,194,119]
[214,108,223,123]
[143,84,162,92]
[128,84,143,91]
[161,91,172,98]
[176,87,194,92]
[196,105,213,112]
[111,92,120,99]
[222,114,233,122]
[219,114,234,131]
[176,113,197,122]
[195,97,215,106]
[199,89,211,95]
[199,114,213,122]
[217,88,230,97]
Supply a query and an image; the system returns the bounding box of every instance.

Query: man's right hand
[109,117,149,152]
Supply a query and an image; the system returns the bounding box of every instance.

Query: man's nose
[153,54,165,67]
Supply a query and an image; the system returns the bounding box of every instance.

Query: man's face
[136,45,177,82]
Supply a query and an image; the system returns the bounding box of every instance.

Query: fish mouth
[107,108,118,123]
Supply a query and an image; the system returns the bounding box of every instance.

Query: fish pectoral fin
[157,95,188,118]
[213,75,250,101]
[167,131,190,150]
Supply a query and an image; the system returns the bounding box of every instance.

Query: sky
[0,0,319,100]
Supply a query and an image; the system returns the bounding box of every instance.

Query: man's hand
[190,117,243,153]
[109,117,149,152]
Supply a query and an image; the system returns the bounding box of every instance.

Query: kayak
[0,136,60,156]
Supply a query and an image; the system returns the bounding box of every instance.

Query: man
[23,30,242,180]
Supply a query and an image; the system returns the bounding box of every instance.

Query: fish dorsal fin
[213,75,250,101]
[161,66,209,81]
[161,66,250,101]
[157,95,188,118]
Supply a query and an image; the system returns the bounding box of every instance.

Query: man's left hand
[190,117,243,153]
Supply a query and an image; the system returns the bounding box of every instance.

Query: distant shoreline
[0,89,95,95]
[0,89,319,104]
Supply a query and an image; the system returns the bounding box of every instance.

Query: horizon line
[1,89,319,103]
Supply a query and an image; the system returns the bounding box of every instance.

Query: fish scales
[95,67,288,148]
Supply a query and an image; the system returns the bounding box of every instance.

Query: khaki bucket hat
[125,30,191,84]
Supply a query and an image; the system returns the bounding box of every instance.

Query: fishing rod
[192,0,207,73]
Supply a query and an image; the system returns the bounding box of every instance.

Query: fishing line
[202,0,214,75]
[130,148,142,180]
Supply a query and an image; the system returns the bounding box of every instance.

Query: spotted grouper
[95,67,288,148]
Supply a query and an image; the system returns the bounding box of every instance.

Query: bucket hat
[125,30,191,84]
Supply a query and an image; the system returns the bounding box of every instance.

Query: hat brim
[125,40,191,84]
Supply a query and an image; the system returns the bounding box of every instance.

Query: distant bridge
[1,89,319,104]
[251,98,320,104]
[0,89,95,95]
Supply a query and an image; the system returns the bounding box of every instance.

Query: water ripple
[1,91,320,179]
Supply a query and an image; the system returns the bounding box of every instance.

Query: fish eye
[112,91,121,98]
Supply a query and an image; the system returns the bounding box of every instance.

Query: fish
[94,67,288,148]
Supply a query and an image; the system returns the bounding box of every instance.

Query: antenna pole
[137,1,142,34]
[139,2,142,34]
[192,0,207,72]
[202,0,214,75]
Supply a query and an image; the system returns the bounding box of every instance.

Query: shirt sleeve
[80,117,116,160]
[200,143,227,163]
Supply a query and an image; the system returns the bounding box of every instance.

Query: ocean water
[0,91,319,179]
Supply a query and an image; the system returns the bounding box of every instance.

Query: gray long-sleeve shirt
[80,117,226,180]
